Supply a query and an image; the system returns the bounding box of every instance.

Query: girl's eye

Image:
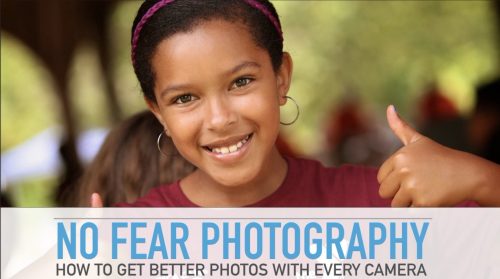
[173,94,196,104]
[231,77,253,89]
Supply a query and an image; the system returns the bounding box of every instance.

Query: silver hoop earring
[157,130,171,157]
[280,96,300,125]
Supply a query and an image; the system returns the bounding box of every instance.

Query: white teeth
[208,134,250,155]
[229,145,237,152]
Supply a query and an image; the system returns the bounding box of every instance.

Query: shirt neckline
[173,156,294,207]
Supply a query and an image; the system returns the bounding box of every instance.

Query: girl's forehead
[156,19,257,54]
[152,19,270,80]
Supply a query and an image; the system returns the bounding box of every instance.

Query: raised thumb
[386,105,421,146]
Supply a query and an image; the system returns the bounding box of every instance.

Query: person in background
[74,110,195,206]
[416,84,472,153]
[54,138,84,206]
[323,97,389,167]
[469,78,500,164]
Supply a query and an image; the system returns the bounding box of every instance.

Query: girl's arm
[377,105,500,207]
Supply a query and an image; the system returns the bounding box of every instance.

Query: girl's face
[147,20,292,187]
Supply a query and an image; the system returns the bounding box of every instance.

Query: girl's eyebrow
[160,61,261,98]
[160,83,191,98]
[225,61,261,76]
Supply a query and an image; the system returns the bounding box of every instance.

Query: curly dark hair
[131,0,283,102]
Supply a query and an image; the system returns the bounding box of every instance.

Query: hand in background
[90,193,103,207]
[378,105,500,207]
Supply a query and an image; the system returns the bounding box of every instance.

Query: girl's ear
[145,97,170,136]
[277,52,293,106]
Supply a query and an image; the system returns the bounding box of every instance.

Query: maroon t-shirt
[117,156,391,207]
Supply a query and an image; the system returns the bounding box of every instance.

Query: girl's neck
[180,148,287,207]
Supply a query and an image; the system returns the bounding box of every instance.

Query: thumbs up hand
[378,105,500,207]
[385,105,422,146]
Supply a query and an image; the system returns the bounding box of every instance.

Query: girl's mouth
[203,133,253,155]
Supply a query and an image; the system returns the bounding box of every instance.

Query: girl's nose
[206,96,237,132]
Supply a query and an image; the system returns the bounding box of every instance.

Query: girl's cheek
[163,112,193,137]
[255,96,280,121]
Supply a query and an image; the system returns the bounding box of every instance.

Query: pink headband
[131,0,283,66]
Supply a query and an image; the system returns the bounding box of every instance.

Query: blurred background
[1,0,499,206]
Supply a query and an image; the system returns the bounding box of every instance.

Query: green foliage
[274,1,498,152]
[5,176,58,207]
[0,34,59,151]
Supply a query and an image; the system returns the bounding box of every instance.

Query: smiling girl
[93,0,500,207]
